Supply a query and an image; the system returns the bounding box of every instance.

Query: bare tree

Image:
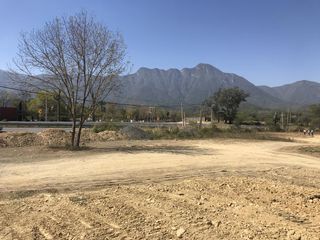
[12,11,128,147]
[0,90,11,107]
[0,90,18,107]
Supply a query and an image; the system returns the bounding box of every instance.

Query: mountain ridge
[1,64,320,109]
[114,63,288,108]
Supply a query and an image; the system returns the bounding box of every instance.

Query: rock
[176,227,186,238]
[119,126,150,140]
[287,230,295,236]
[212,220,221,228]
[146,198,155,203]
[205,220,213,226]
[200,195,207,201]
[287,230,301,240]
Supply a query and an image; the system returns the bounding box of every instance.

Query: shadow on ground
[53,144,213,156]
[0,144,214,164]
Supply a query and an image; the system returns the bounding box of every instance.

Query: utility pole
[286,109,289,131]
[180,102,184,127]
[57,90,61,122]
[45,95,48,122]
[281,112,284,130]
[210,105,214,126]
[199,106,203,129]
[289,111,292,126]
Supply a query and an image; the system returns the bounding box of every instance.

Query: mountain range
[113,63,320,109]
[1,64,320,109]
[0,70,11,87]
[258,80,320,107]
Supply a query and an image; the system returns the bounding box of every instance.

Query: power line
[0,85,39,94]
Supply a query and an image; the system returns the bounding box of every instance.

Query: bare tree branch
[11,10,128,147]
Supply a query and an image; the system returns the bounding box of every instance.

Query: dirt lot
[0,134,320,239]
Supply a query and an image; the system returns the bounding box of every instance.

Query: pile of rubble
[0,126,149,148]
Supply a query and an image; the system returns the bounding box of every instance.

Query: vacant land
[0,134,320,239]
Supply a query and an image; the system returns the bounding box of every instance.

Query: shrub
[92,122,120,133]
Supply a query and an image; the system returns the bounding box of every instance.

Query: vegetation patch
[146,126,293,142]
[92,122,121,133]
[297,146,320,157]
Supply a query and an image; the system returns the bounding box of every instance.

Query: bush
[267,124,284,132]
[147,127,181,139]
[146,125,291,142]
[92,122,120,133]
[177,128,199,138]
[199,125,221,137]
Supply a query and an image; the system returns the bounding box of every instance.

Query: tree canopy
[204,87,249,124]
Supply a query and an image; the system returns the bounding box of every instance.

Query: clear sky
[1,0,320,86]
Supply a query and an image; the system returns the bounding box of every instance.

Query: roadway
[0,121,183,132]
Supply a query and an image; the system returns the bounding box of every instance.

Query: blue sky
[1,0,320,86]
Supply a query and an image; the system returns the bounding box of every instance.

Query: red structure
[0,107,17,121]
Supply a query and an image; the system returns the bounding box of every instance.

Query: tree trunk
[71,119,76,147]
[57,90,61,122]
[45,95,48,122]
[71,105,77,147]
[91,98,96,122]
[76,123,83,147]
[199,107,203,129]
[92,111,96,122]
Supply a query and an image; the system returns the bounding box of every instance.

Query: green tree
[27,92,59,121]
[205,88,249,124]
[0,90,20,108]
[308,104,320,128]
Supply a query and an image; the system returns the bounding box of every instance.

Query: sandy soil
[0,134,320,239]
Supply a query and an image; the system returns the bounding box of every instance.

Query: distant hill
[0,70,11,87]
[258,80,320,106]
[114,64,286,109]
[1,64,320,109]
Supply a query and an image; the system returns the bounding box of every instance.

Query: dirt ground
[0,134,320,239]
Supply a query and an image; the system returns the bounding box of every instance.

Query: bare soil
[0,129,123,148]
[0,134,320,239]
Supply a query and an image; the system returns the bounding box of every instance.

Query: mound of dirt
[98,130,124,141]
[0,132,42,147]
[0,138,7,147]
[119,126,150,140]
[80,128,102,143]
[37,129,71,146]
[0,128,126,148]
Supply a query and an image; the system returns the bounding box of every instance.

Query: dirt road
[0,135,320,192]
[1,135,320,239]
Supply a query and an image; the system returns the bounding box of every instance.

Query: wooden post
[199,106,203,129]
[45,95,48,122]
[180,102,184,127]
[286,110,289,131]
[57,90,61,122]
